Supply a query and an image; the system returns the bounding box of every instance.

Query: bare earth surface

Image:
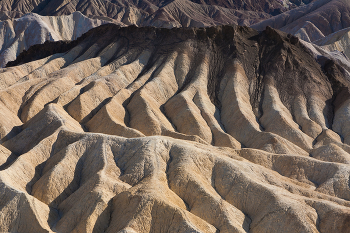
[0,24,350,232]
[252,0,350,42]
[311,27,350,60]
[0,0,318,67]
[0,0,316,28]
[0,11,115,68]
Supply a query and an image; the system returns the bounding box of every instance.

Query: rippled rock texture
[1,24,350,232]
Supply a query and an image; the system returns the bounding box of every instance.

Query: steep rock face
[0,11,113,68]
[252,0,350,42]
[1,24,350,232]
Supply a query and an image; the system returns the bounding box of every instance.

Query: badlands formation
[0,0,315,28]
[313,27,350,59]
[0,24,350,232]
[0,0,320,68]
[252,0,350,42]
[0,11,112,68]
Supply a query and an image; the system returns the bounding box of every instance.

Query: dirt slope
[0,0,317,28]
[252,0,350,42]
[0,11,115,67]
[0,24,350,232]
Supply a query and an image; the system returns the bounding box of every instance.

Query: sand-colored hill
[1,24,350,232]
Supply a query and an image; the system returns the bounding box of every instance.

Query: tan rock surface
[0,24,350,232]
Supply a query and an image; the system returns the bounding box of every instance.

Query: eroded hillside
[252,0,350,42]
[0,0,317,28]
[1,24,350,232]
[0,11,113,68]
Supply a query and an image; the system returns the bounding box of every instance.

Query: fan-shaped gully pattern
[0,24,350,232]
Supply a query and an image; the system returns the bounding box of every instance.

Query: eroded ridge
[1,24,350,232]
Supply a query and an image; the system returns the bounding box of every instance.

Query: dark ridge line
[6,22,350,124]
[5,23,256,68]
[5,23,122,67]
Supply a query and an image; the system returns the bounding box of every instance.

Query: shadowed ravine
[0,24,350,232]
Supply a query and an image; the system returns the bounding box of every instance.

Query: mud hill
[0,24,350,232]
[252,0,350,42]
[0,0,316,28]
[312,27,350,59]
[0,11,114,68]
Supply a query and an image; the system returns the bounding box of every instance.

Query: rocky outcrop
[1,24,350,232]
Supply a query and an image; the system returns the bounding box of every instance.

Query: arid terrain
[0,0,319,68]
[0,11,114,68]
[252,0,350,42]
[1,0,350,232]
[0,23,350,232]
[0,0,317,27]
[5,0,346,68]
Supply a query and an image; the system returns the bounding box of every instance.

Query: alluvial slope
[0,0,316,28]
[252,0,350,42]
[0,11,113,68]
[1,24,350,232]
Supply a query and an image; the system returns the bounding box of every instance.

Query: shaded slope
[0,11,114,68]
[188,0,312,14]
[313,27,350,59]
[0,0,318,28]
[1,24,350,232]
[5,24,350,152]
[252,0,350,42]
[0,0,313,16]
[142,0,271,27]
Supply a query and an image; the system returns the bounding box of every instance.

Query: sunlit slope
[0,24,350,232]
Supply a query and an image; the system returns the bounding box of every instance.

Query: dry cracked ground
[1,24,350,232]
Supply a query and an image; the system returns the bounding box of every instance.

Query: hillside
[0,11,114,67]
[0,0,317,28]
[252,0,350,42]
[312,27,350,59]
[0,24,350,232]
